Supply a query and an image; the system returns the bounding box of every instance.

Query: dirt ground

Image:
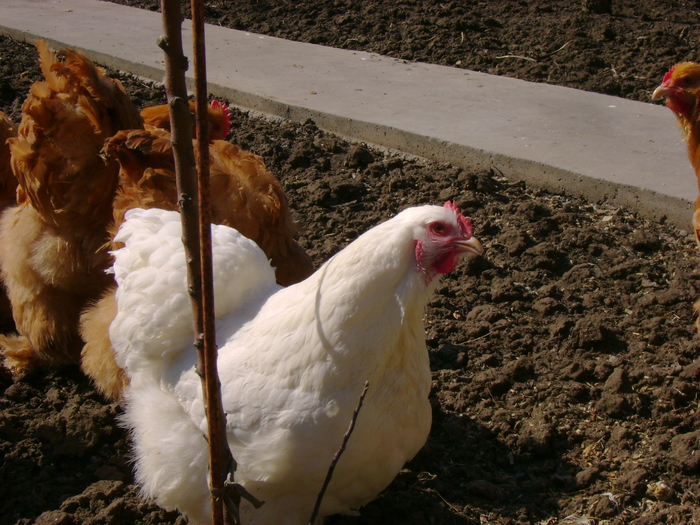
[2,1,700,524]
[109,0,700,103]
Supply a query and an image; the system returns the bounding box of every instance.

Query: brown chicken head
[653,62,700,117]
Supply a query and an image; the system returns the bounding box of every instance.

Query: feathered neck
[302,212,438,342]
[272,213,436,395]
[677,109,700,192]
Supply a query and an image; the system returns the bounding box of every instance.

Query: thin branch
[159,1,232,524]
[188,1,232,524]
[308,381,370,525]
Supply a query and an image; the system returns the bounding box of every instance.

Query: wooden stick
[158,1,228,524]
[188,1,234,524]
[308,381,370,525]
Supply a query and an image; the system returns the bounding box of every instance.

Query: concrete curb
[0,0,695,230]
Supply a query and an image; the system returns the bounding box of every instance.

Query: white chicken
[110,202,483,525]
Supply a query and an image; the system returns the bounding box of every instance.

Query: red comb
[662,65,677,85]
[443,201,473,238]
[210,99,231,138]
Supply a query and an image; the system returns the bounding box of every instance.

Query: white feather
[112,204,471,524]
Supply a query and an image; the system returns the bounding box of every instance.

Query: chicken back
[140,99,231,141]
[111,203,482,525]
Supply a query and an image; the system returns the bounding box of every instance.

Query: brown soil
[2,2,700,524]
[108,0,700,103]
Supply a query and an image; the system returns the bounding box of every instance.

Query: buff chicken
[654,62,700,330]
[0,40,143,369]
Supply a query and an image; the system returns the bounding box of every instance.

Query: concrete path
[0,0,695,229]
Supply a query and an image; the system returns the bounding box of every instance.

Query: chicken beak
[652,85,673,100]
[456,236,484,256]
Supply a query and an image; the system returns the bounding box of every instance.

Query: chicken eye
[682,76,694,87]
[429,222,448,236]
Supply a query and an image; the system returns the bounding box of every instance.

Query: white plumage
[111,203,482,525]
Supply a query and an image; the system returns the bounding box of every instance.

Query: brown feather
[140,99,231,141]
[0,111,18,214]
[0,40,142,370]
